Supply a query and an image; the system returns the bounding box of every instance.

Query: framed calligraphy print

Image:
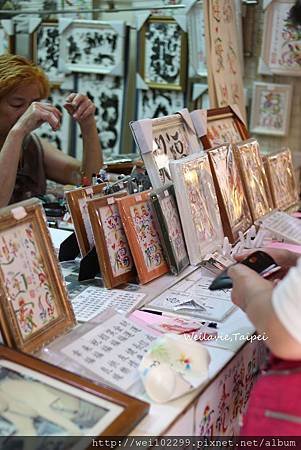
[150,183,189,275]
[234,139,272,222]
[169,153,224,265]
[208,144,252,243]
[137,88,185,120]
[59,19,126,75]
[65,184,106,257]
[0,346,149,436]
[130,110,200,189]
[139,16,187,91]
[87,192,136,289]
[191,105,249,150]
[260,0,301,76]
[0,199,75,353]
[264,148,299,210]
[116,191,168,284]
[250,82,293,136]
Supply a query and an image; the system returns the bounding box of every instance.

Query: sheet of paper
[62,313,157,390]
[187,276,231,302]
[71,286,146,322]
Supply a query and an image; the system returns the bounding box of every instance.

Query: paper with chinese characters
[206,0,246,119]
[210,145,252,234]
[129,201,166,272]
[235,140,271,221]
[267,150,298,209]
[159,195,187,264]
[0,222,59,340]
[137,89,184,120]
[62,313,157,390]
[98,203,133,277]
[207,118,242,147]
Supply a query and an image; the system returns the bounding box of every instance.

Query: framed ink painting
[65,184,106,257]
[264,148,299,210]
[250,82,292,136]
[208,144,252,243]
[0,346,149,437]
[136,88,185,120]
[139,16,187,91]
[0,199,75,354]
[87,192,136,289]
[234,139,272,222]
[59,19,126,75]
[169,153,224,266]
[150,183,189,275]
[191,105,249,150]
[116,191,169,284]
[130,110,200,189]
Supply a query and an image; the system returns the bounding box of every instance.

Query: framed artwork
[234,139,272,222]
[87,192,136,289]
[260,0,301,76]
[61,0,93,19]
[150,183,189,275]
[250,82,293,136]
[59,19,126,75]
[0,199,75,353]
[264,148,299,210]
[130,110,200,189]
[116,191,169,284]
[0,24,14,55]
[35,84,73,154]
[33,21,64,85]
[191,105,249,150]
[208,144,252,243]
[187,2,207,77]
[0,346,149,436]
[139,16,187,91]
[137,88,185,120]
[65,183,106,257]
[169,153,224,266]
[76,74,125,160]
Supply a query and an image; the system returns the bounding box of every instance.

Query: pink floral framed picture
[0,199,75,353]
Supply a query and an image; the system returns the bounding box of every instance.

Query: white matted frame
[260,0,301,76]
[187,2,207,77]
[250,82,292,136]
[137,88,185,120]
[169,153,224,265]
[130,109,201,189]
[59,19,126,75]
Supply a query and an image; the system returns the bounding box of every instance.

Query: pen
[142,309,162,316]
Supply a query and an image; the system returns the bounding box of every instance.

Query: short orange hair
[0,54,50,99]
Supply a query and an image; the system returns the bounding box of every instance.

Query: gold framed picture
[0,345,149,436]
[65,183,106,257]
[0,199,75,354]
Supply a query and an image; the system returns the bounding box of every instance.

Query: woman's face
[0,83,41,137]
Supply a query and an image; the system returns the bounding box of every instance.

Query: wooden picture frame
[0,346,149,436]
[250,82,293,136]
[208,144,252,243]
[191,105,249,150]
[139,16,187,91]
[169,153,224,266]
[65,184,106,257]
[0,199,75,354]
[260,0,301,76]
[130,110,200,189]
[150,183,189,275]
[87,192,136,289]
[59,19,126,76]
[264,148,299,210]
[234,139,272,222]
[116,191,169,284]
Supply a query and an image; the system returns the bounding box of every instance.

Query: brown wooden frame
[0,199,75,353]
[65,183,106,257]
[88,192,136,288]
[200,106,249,150]
[0,345,149,436]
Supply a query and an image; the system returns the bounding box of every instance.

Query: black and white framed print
[139,16,187,91]
[59,19,126,76]
[137,88,185,119]
[75,74,125,159]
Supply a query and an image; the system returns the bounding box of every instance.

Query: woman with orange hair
[0,54,103,207]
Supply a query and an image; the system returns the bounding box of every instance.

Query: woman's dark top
[9,133,46,205]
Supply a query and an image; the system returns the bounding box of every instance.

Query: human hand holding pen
[234,247,300,268]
